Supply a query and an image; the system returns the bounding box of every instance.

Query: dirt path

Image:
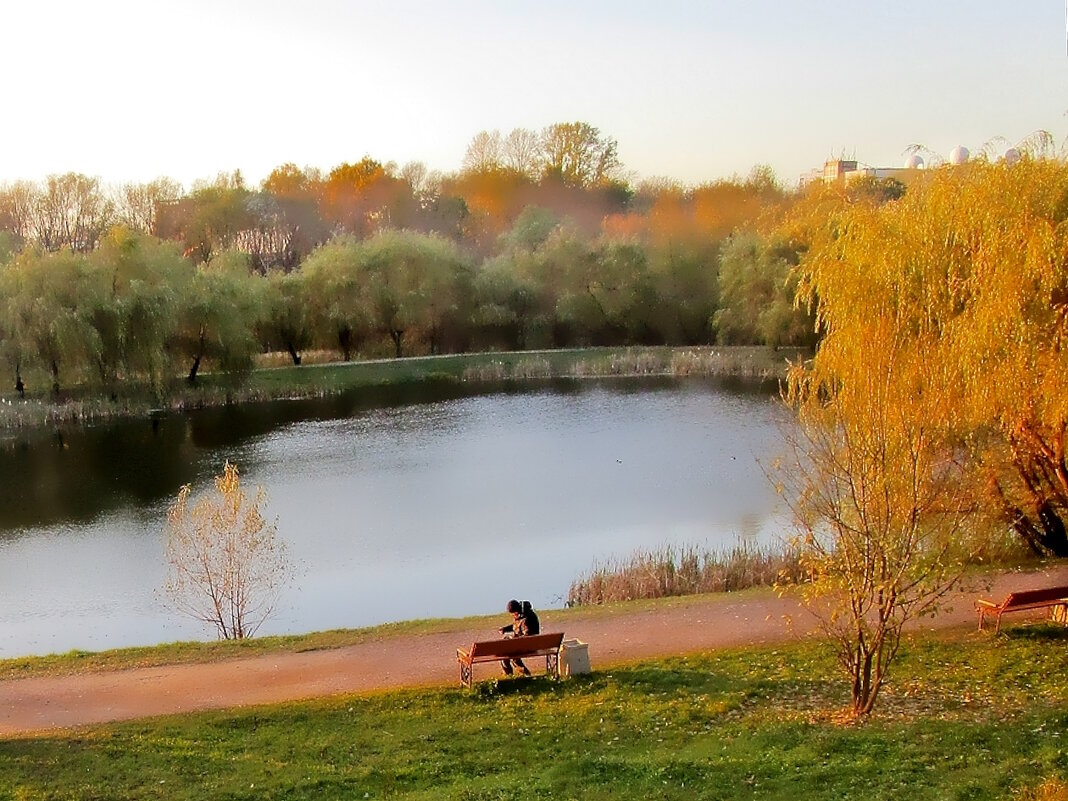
[2,566,1066,738]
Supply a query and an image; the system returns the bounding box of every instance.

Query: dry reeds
[568,541,804,606]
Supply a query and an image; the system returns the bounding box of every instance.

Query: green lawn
[2,625,1066,800]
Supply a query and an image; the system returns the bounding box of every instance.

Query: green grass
[2,625,1066,800]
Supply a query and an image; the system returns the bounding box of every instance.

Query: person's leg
[513,657,531,676]
[501,659,514,675]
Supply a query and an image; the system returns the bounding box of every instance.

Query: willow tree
[779,167,1006,717]
[918,158,1068,557]
[789,157,1068,558]
[165,462,291,640]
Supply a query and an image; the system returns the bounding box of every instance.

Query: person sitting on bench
[498,599,539,676]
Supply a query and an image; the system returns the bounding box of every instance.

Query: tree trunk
[337,328,352,362]
[1036,501,1068,556]
[1003,498,1068,557]
[187,328,207,385]
[187,354,201,384]
[286,341,302,366]
[991,476,1068,558]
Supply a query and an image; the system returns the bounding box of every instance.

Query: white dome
[1003,147,1021,166]
[949,145,970,165]
[904,154,924,169]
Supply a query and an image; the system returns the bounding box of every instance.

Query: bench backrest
[468,632,565,659]
[1002,585,1068,609]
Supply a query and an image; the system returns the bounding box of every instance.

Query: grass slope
[2,625,1066,800]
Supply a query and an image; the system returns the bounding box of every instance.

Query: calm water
[0,377,791,658]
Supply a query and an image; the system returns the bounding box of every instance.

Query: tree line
[0,122,818,397]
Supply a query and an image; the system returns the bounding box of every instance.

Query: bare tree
[164,462,291,640]
[779,397,975,716]
[0,180,39,246]
[115,177,183,235]
[462,129,504,173]
[35,173,115,252]
[503,127,542,178]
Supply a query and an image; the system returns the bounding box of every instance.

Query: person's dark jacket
[501,600,540,637]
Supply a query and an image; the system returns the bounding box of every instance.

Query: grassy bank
[1,625,1066,800]
[0,346,802,429]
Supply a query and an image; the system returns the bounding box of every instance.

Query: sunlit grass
[0,625,1065,799]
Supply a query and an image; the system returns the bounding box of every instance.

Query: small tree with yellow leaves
[165,462,291,639]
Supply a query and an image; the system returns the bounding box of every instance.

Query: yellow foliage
[774,159,1068,715]
[164,462,291,639]
[793,157,1068,556]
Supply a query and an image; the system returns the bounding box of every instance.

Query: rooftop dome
[949,145,970,166]
[1003,147,1021,166]
[904,154,924,169]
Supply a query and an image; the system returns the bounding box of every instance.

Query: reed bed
[568,541,805,606]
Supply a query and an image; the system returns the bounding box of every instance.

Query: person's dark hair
[506,599,521,614]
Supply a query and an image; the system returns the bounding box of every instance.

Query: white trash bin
[560,638,591,676]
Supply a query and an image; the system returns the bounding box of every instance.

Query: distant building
[799,157,924,189]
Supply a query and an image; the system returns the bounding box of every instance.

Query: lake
[0,376,792,658]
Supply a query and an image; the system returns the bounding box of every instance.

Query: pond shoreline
[0,345,804,432]
[0,377,794,659]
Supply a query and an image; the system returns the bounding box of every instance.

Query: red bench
[976,585,1068,633]
[456,632,565,688]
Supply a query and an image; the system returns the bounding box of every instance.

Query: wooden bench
[456,632,565,688]
[976,585,1068,633]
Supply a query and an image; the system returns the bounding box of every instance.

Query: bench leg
[460,661,472,688]
[546,652,559,679]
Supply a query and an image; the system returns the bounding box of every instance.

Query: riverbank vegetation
[567,542,806,606]
[0,122,817,420]
[0,345,798,429]
[1,625,1066,799]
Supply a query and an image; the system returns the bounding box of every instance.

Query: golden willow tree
[781,207,978,717]
[927,159,1068,557]
[779,155,1068,716]
[165,462,291,640]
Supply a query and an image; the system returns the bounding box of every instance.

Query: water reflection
[0,377,792,657]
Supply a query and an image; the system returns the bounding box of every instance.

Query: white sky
[2,1,1065,189]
